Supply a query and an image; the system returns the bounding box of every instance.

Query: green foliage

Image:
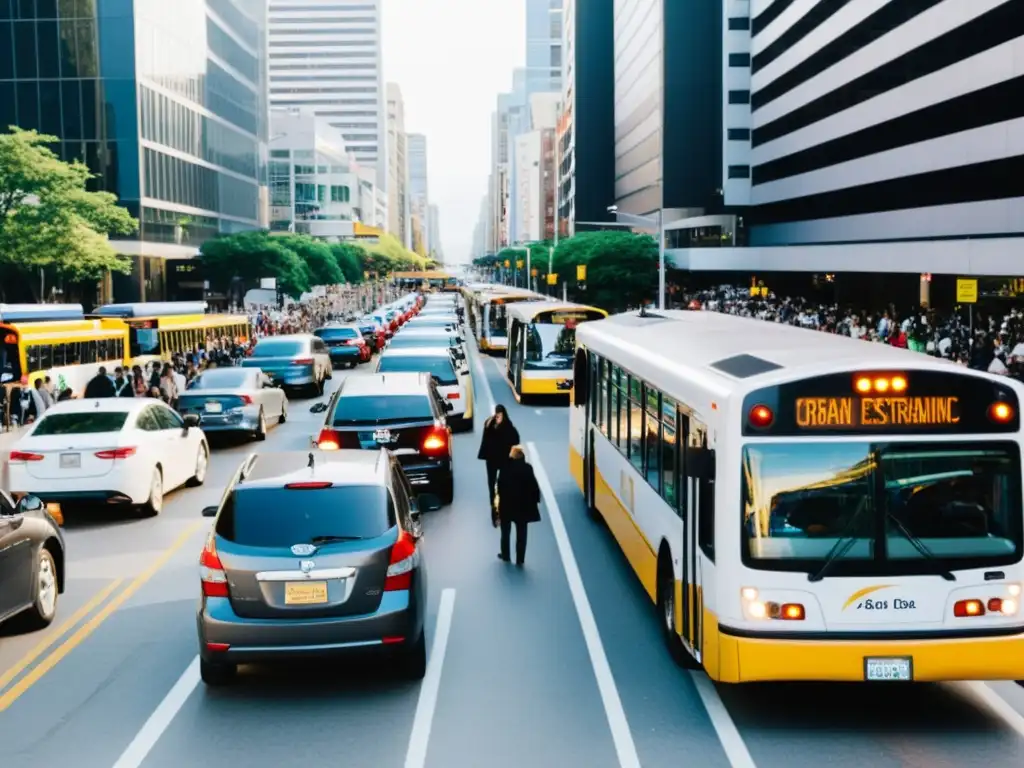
[329,241,367,284]
[199,231,310,299]
[272,233,343,287]
[0,127,137,294]
[367,233,427,274]
[551,230,657,311]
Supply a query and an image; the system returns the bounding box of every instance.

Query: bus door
[681,415,712,659]
[507,319,524,390]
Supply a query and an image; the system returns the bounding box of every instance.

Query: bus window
[661,397,678,512]
[612,366,625,449]
[628,377,643,473]
[97,339,108,360]
[51,345,66,366]
[699,450,715,560]
[65,342,80,365]
[598,359,609,437]
[645,387,661,493]
[130,325,160,357]
[81,340,98,364]
[525,322,574,370]
[0,333,20,384]
[488,303,507,338]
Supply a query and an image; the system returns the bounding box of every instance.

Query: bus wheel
[658,554,698,669]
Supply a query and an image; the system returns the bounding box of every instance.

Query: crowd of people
[678,285,1022,377]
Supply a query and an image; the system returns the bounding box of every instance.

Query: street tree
[272,233,343,287]
[329,241,367,284]
[199,230,310,298]
[368,233,426,273]
[0,127,137,298]
[551,230,657,310]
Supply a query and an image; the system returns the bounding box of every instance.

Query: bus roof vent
[710,354,782,378]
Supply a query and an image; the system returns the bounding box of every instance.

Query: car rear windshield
[378,356,457,385]
[333,394,433,424]
[315,327,358,340]
[389,336,455,349]
[33,412,128,435]
[252,340,303,357]
[189,370,249,389]
[216,486,394,546]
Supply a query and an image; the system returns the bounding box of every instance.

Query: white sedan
[7,398,209,517]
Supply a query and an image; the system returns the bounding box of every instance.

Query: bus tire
[658,551,699,669]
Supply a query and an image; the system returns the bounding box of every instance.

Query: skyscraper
[406,133,428,252]
[526,0,562,94]
[386,82,410,246]
[268,0,386,191]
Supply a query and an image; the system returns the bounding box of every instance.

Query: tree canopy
[0,127,137,298]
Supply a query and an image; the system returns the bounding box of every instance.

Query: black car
[315,372,455,504]
[0,492,65,631]
[196,450,439,685]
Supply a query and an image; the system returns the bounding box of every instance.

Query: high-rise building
[268,0,386,191]
[0,0,270,302]
[558,0,614,237]
[526,0,562,95]
[385,82,410,247]
[513,93,559,244]
[427,203,442,262]
[406,133,428,252]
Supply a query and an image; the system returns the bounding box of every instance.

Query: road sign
[576,264,586,281]
[546,273,558,286]
[504,259,510,268]
[516,259,524,269]
[957,279,978,303]
[531,268,538,277]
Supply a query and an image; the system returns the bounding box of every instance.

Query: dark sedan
[0,492,64,632]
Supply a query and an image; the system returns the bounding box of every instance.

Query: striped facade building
[670,0,1024,277]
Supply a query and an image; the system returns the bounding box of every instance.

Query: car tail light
[317,428,341,450]
[95,447,137,459]
[384,530,418,591]
[200,533,229,598]
[292,357,314,365]
[239,395,253,405]
[9,450,44,462]
[446,392,460,399]
[285,481,333,489]
[421,426,449,455]
[954,599,985,617]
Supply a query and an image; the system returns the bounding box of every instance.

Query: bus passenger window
[81,341,98,364]
[27,346,41,372]
[50,345,66,367]
[698,450,715,560]
[662,417,677,512]
[97,339,108,360]
[598,360,609,437]
[114,338,124,360]
[65,342,80,364]
[628,380,643,473]
[613,369,626,450]
[645,399,661,493]
[40,345,53,369]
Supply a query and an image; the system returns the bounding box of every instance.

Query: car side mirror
[416,493,442,513]
[201,505,218,518]
[15,494,43,515]
[183,413,201,429]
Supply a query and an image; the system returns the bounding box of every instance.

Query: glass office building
[0,0,269,301]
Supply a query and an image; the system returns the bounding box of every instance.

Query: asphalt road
[2,336,1024,768]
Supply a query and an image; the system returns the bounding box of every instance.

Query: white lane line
[470,341,497,418]
[527,441,641,768]
[112,656,200,768]
[405,588,457,768]
[689,672,758,768]
[959,682,1024,741]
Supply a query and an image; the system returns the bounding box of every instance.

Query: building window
[270,149,290,158]
[728,53,751,67]
[727,128,751,141]
[330,185,350,203]
[728,17,750,30]
[728,90,751,104]
[728,165,751,179]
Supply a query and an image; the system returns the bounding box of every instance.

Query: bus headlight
[741,587,767,619]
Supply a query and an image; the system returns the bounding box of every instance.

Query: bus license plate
[865,657,912,681]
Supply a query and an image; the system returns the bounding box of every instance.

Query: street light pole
[607,205,666,310]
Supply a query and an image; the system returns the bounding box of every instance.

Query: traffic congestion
[2,283,1024,768]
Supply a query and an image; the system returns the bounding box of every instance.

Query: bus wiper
[309,535,362,544]
[885,513,955,581]
[808,497,871,582]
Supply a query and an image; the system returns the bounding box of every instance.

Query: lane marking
[470,340,497,418]
[111,656,200,768]
[0,578,125,693]
[404,588,457,768]
[0,519,206,712]
[689,672,758,768]
[527,441,641,768]
[960,682,1024,741]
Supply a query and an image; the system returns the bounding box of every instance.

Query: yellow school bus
[91,302,251,366]
[0,304,128,395]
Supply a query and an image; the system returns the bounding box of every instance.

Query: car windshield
[377,355,457,385]
[525,322,575,370]
[252,340,304,357]
[189,370,249,389]
[216,486,393,546]
[314,327,358,340]
[741,441,1022,574]
[33,412,129,435]
[389,335,456,349]
[333,394,433,424]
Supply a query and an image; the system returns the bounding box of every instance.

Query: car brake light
[239,395,253,405]
[292,357,314,364]
[199,533,229,598]
[9,450,44,462]
[285,481,333,489]
[317,428,341,450]
[422,427,449,454]
[95,447,137,459]
[384,530,418,591]
[446,392,460,399]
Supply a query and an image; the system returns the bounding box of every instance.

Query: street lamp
[608,204,666,311]
[507,245,531,290]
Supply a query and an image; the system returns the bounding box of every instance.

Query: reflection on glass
[742,442,1022,570]
[524,323,574,370]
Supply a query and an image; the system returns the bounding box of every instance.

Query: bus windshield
[0,328,20,384]
[741,441,1022,574]
[524,322,575,370]
[487,303,508,338]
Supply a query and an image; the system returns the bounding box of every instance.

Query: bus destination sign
[549,312,590,324]
[796,396,960,429]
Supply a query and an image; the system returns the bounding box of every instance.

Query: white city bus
[569,309,1024,684]
[470,286,546,353]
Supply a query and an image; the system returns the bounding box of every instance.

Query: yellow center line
[0,520,207,712]
[0,578,125,694]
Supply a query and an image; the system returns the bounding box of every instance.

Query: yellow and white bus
[91,302,250,366]
[471,286,546,353]
[0,304,127,394]
[570,309,1024,683]
[505,300,606,401]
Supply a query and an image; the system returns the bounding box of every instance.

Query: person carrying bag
[494,445,541,567]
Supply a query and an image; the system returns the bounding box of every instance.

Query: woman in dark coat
[495,445,541,566]
[477,404,520,510]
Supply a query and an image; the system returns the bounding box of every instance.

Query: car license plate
[59,453,81,469]
[204,402,223,413]
[284,581,328,605]
[865,657,912,681]
[373,428,391,442]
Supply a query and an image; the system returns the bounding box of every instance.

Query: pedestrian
[84,366,115,398]
[494,445,541,566]
[477,404,520,511]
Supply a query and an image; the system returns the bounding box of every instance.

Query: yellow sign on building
[547,273,558,286]
[576,264,587,281]
[956,278,978,303]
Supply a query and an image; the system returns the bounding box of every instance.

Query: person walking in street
[84,367,116,398]
[477,404,520,511]
[494,445,541,566]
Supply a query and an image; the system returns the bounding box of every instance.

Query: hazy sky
[382,0,525,264]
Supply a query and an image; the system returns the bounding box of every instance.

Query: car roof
[315,323,360,331]
[379,347,452,358]
[393,328,457,336]
[339,371,431,396]
[40,397,154,415]
[256,333,312,342]
[240,450,390,489]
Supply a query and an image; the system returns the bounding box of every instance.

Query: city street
[2,340,1024,768]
